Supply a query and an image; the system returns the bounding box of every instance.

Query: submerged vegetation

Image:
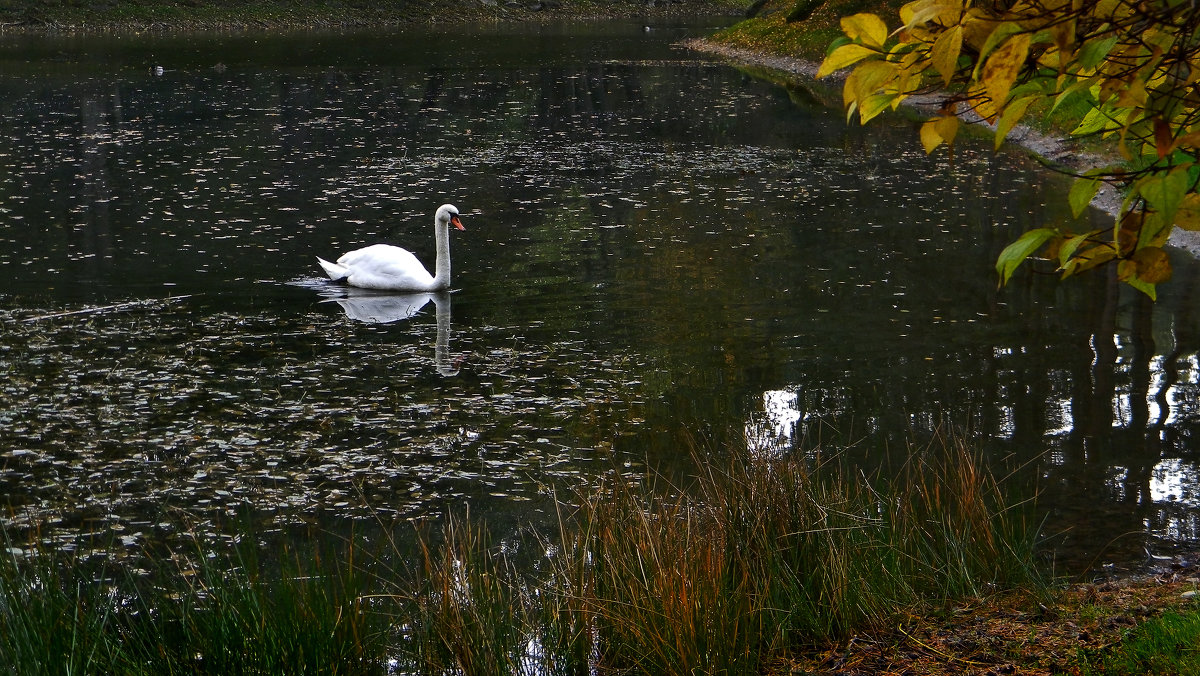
[0,434,1060,675]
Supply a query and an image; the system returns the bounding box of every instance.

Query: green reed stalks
[0,534,387,676]
[399,514,531,675]
[0,543,121,676]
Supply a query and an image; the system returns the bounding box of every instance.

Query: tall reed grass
[0,536,386,675]
[393,431,1047,674]
[1,431,1047,675]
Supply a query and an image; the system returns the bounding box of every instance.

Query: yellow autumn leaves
[817,0,1200,299]
[816,2,1034,151]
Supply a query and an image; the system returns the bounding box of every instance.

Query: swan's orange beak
[451,216,465,231]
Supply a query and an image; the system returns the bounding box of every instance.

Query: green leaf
[1138,210,1175,249]
[1057,230,1102,269]
[858,93,897,124]
[1174,194,1200,230]
[994,95,1036,149]
[849,60,898,105]
[1063,242,1118,276]
[1068,176,1101,218]
[1071,105,1117,136]
[1077,35,1119,71]
[1123,276,1158,300]
[1139,168,1191,226]
[1049,77,1096,117]
[996,227,1058,286]
[1118,257,1161,299]
[1008,81,1046,99]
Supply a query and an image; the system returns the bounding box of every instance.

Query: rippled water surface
[2,20,1199,569]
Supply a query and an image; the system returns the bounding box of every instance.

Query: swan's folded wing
[335,244,417,268]
[337,244,435,290]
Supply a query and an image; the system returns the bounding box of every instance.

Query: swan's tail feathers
[317,257,350,282]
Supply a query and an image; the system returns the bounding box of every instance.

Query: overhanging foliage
[820,0,1200,299]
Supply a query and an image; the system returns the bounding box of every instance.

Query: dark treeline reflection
[0,22,1197,571]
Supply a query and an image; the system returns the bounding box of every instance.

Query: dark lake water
[1,19,1198,572]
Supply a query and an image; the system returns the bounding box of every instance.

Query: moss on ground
[712,0,906,60]
[773,572,1200,675]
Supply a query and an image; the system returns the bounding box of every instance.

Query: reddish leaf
[1154,117,1174,159]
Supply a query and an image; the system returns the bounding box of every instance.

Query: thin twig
[22,295,193,322]
[897,623,988,666]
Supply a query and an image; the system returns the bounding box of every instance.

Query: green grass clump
[138,548,383,674]
[0,539,386,675]
[0,547,122,675]
[401,515,532,675]
[1078,605,1200,676]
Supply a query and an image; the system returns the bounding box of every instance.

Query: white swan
[316,204,464,291]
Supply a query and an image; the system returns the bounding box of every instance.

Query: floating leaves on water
[0,307,648,554]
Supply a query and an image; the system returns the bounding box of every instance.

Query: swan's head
[437,204,465,231]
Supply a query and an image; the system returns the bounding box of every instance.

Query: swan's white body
[317,204,464,291]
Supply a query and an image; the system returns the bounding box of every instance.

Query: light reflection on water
[1,20,1199,571]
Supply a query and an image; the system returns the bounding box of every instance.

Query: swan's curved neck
[432,216,451,290]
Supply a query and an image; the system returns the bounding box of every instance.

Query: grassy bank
[710,0,907,60]
[0,0,746,31]
[1,434,1059,675]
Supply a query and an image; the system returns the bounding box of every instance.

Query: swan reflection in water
[316,286,461,376]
